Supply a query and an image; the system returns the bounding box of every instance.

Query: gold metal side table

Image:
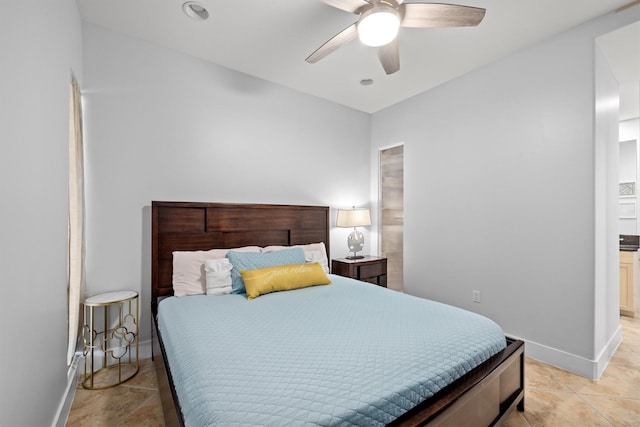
[82,290,139,389]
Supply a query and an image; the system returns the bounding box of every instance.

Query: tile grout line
[121,384,159,391]
[574,393,616,427]
[118,389,160,425]
[517,407,535,427]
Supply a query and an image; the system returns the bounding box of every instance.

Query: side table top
[85,290,138,306]
[332,255,386,264]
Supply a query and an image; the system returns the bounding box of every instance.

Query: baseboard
[50,340,153,427]
[593,324,624,378]
[51,353,81,427]
[506,326,623,380]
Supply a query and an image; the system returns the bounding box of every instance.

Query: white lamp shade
[357,5,400,47]
[336,208,371,228]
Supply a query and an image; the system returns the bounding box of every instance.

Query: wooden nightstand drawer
[358,262,386,279]
[362,275,387,286]
[331,256,388,288]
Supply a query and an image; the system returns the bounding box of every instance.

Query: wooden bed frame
[151,201,524,427]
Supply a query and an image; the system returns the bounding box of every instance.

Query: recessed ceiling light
[182,2,209,21]
[360,79,374,86]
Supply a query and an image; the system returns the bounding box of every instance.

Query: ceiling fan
[306,0,486,75]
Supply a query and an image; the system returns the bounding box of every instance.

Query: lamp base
[346,229,365,260]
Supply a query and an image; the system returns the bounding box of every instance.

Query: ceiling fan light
[358,7,400,47]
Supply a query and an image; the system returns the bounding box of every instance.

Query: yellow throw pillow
[240,262,331,300]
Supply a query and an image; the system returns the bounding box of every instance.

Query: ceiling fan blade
[400,3,486,28]
[306,23,358,63]
[322,0,371,14]
[378,38,400,74]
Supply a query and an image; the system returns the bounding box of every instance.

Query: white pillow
[204,258,233,296]
[262,242,329,274]
[172,246,261,296]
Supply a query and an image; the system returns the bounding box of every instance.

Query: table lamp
[336,207,371,259]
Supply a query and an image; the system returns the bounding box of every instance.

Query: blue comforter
[157,274,506,426]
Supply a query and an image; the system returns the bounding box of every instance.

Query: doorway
[380,144,404,292]
[598,21,640,318]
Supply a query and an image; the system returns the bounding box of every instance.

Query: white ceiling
[77,0,637,115]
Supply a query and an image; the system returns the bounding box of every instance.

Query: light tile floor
[503,315,640,427]
[66,316,640,426]
[66,357,164,426]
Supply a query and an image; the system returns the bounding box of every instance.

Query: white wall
[618,140,636,183]
[371,7,640,377]
[618,119,639,235]
[82,23,371,343]
[620,118,640,142]
[0,1,82,425]
[594,42,622,378]
[618,138,637,235]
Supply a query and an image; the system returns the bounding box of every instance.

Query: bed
[151,201,524,426]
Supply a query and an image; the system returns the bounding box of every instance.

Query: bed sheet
[157,274,506,426]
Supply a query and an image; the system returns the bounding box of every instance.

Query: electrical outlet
[473,290,481,303]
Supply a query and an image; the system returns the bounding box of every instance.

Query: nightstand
[82,291,139,389]
[331,256,387,288]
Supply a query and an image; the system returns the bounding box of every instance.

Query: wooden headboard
[151,201,330,314]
